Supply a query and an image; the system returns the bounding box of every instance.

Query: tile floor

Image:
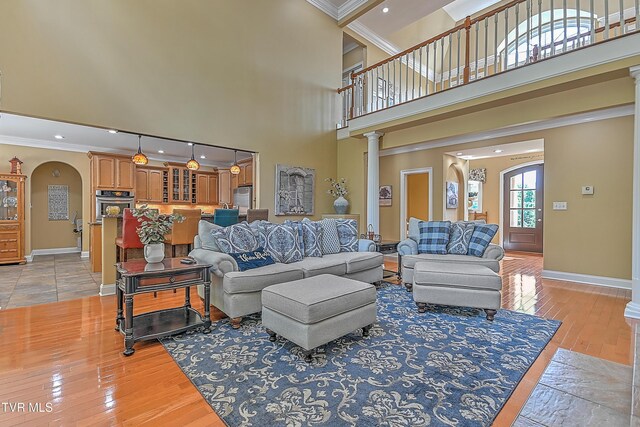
[514,348,633,426]
[0,253,101,309]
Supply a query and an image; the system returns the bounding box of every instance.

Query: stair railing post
[464,16,472,84]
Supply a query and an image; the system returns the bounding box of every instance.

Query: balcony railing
[337,0,639,128]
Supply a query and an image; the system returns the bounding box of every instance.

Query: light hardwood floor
[0,253,632,426]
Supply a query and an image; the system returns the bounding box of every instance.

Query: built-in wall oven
[95,190,135,223]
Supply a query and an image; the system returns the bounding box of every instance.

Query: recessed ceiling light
[107,129,118,134]
[188,142,193,146]
[456,152,463,156]
[200,155,206,159]
[382,7,389,13]
[526,149,541,153]
[494,149,503,153]
[158,150,164,154]
[54,135,64,140]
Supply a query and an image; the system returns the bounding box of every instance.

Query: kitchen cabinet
[89,152,135,190]
[194,172,219,205]
[0,174,26,265]
[136,167,164,203]
[218,169,231,205]
[237,158,253,186]
[169,167,191,203]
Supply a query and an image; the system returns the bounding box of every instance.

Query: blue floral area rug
[161,284,560,426]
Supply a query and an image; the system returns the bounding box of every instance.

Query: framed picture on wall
[446,181,459,209]
[379,185,392,206]
[275,164,315,216]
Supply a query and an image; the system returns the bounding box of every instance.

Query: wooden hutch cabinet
[0,174,26,265]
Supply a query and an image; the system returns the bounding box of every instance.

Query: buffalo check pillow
[418,221,452,254]
[467,223,499,257]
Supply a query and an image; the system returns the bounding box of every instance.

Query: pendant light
[132,135,149,165]
[186,143,200,171]
[230,150,241,175]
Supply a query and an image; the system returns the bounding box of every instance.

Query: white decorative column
[364,131,383,233]
[625,65,640,319]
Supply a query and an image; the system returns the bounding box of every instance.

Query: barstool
[166,209,201,257]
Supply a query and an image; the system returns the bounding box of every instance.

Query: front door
[503,164,544,252]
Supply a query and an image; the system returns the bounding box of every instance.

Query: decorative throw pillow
[211,222,259,254]
[300,218,324,257]
[467,224,499,257]
[248,220,268,248]
[260,223,304,264]
[408,217,425,242]
[229,247,275,272]
[320,218,341,255]
[447,222,475,255]
[284,220,306,256]
[335,219,358,252]
[418,221,452,255]
[198,220,222,251]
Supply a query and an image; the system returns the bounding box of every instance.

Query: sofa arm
[193,235,202,249]
[189,248,238,278]
[398,238,418,256]
[358,239,376,252]
[483,244,505,261]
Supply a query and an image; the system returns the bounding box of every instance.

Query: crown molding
[0,135,235,168]
[306,0,339,20]
[339,0,369,17]
[347,20,399,56]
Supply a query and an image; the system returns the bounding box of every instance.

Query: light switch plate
[553,201,568,210]
[582,186,594,195]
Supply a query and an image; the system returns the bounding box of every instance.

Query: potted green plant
[131,205,184,263]
[325,177,349,214]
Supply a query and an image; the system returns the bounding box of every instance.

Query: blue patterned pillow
[260,223,304,264]
[320,218,341,255]
[300,219,324,257]
[418,221,451,254]
[229,247,275,271]
[211,222,258,254]
[284,220,305,255]
[335,219,358,252]
[467,224,499,257]
[447,222,475,255]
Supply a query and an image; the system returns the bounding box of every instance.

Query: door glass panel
[510,191,522,208]
[510,174,523,190]
[523,209,536,228]
[523,190,536,208]
[523,171,537,189]
[510,209,522,227]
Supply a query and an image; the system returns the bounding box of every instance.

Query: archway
[30,162,83,253]
[445,163,465,222]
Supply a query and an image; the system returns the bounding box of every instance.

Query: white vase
[144,243,165,264]
[333,196,349,214]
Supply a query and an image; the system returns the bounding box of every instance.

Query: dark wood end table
[115,258,212,356]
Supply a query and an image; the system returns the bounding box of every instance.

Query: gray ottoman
[413,261,502,321]
[261,274,377,362]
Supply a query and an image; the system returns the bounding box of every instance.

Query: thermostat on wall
[581,186,594,195]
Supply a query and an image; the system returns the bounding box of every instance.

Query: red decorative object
[9,157,23,174]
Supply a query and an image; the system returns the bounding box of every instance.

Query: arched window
[498,9,594,68]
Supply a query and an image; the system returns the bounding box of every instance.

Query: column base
[625,301,640,320]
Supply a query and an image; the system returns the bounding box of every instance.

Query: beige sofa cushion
[292,254,347,277]
[402,253,500,273]
[223,263,304,294]
[414,261,502,291]
[262,274,376,324]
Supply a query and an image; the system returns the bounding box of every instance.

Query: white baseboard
[27,247,81,262]
[100,283,116,296]
[542,269,632,289]
[625,302,640,319]
[80,251,89,259]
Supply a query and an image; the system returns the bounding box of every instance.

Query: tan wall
[444,162,465,222]
[469,152,545,242]
[341,116,633,279]
[343,47,365,73]
[0,0,342,223]
[406,173,429,221]
[0,143,91,254]
[31,162,83,250]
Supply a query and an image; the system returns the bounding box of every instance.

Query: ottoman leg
[404,282,413,292]
[484,309,497,321]
[416,302,427,313]
[230,317,243,329]
[266,328,277,342]
[302,349,314,363]
[362,324,373,337]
